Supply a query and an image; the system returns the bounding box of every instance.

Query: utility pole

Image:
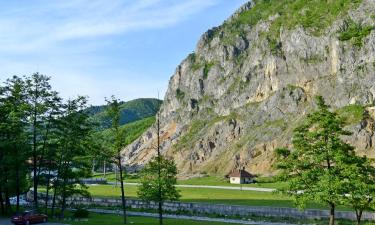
[157,111,163,225]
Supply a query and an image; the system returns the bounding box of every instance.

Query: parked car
[11,211,48,225]
[9,196,28,206]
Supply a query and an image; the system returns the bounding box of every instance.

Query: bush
[176,89,186,101]
[339,19,374,47]
[73,208,89,218]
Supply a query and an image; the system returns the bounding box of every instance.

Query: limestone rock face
[122,0,375,176]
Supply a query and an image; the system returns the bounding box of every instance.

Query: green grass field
[92,173,286,189]
[177,176,286,189]
[85,184,349,210]
[51,213,243,225]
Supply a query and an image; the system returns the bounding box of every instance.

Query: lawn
[177,176,286,189]
[52,213,244,225]
[85,184,347,210]
[93,172,140,183]
[92,173,286,189]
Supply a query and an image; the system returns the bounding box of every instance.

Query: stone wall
[30,192,375,221]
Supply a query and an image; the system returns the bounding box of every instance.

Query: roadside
[88,208,302,225]
[0,218,67,225]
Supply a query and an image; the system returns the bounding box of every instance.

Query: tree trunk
[51,154,64,217]
[33,109,38,209]
[157,113,163,225]
[158,201,163,225]
[51,183,57,217]
[0,186,4,215]
[15,164,20,213]
[115,164,118,187]
[329,203,335,225]
[45,167,51,215]
[355,209,363,225]
[118,156,127,224]
[5,188,11,214]
[92,159,95,173]
[60,177,67,219]
[14,145,21,213]
[104,161,106,177]
[45,183,49,215]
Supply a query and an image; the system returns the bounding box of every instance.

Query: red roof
[228,169,255,178]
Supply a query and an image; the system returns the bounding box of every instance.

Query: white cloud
[0,0,231,105]
[0,0,219,53]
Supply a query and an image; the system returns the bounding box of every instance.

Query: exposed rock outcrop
[122,0,375,176]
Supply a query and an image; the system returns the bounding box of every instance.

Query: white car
[9,196,28,206]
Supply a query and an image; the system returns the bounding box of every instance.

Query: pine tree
[0,76,30,213]
[105,96,128,224]
[138,156,180,225]
[25,73,57,209]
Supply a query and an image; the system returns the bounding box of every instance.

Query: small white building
[228,168,255,184]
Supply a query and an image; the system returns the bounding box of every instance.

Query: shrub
[336,104,365,125]
[176,89,185,101]
[339,19,374,47]
[203,62,215,79]
[73,208,89,218]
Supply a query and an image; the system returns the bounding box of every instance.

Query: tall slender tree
[138,112,180,225]
[26,73,56,209]
[105,96,128,224]
[0,76,30,213]
[55,96,93,218]
[137,156,180,225]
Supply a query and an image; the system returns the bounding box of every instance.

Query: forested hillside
[87,98,162,130]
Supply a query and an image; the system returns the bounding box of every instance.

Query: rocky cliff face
[122,0,375,176]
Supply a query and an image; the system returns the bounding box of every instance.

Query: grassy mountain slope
[87,98,162,130]
[99,116,156,146]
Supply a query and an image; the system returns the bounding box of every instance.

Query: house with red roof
[228,167,255,184]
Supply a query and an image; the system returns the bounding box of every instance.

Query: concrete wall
[229,177,253,184]
[230,177,241,184]
[31,192,375,221]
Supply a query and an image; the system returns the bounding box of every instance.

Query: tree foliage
[105,95,128,224]
[138,156,180,203]
[276,96,363,225]
[0,74,97,217]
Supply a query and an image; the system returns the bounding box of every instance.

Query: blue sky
[0,0,248,105]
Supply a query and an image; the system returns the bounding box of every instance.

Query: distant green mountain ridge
[99,116,156,146]
[86,98,162,130]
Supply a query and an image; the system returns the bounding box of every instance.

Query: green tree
[341,155,375,225]
[25,73,57,209]
[138,156,180,225]
[51,96,93,219]
[0,76,30,213]
[105,96,128,224]
[276,96,357,225]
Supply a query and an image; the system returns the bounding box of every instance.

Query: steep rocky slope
[122,0,375,176]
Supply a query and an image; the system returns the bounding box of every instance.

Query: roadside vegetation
[50,212,245,225]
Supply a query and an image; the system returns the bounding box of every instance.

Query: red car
[11,211,48,225]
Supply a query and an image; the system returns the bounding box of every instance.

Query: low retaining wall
[30,192,375,221]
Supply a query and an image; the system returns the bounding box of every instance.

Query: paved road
[106,182,276,192]
[0,218,67,225]
[88,209,301,225]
